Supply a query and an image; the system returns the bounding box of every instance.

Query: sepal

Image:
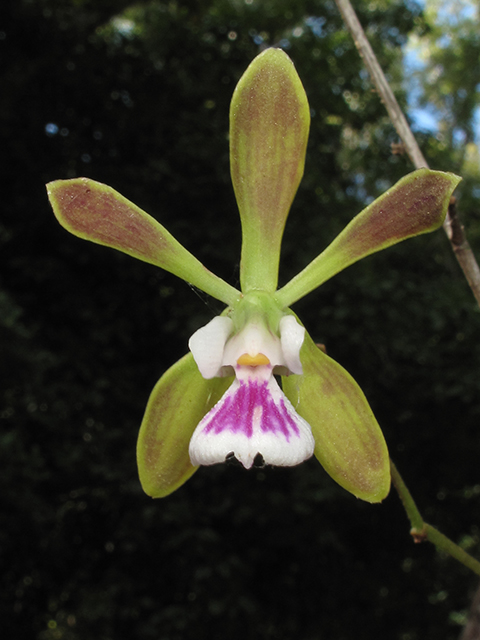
[137,353,233,498]
[276,169,461,307]
[230,48,310,293]
[47,178,240,306]
[282,330,390,502]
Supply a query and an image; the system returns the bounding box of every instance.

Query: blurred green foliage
[2,0,480,638]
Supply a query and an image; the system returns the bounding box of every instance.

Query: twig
[460,583,480,640]
[335,0,480,309]
[390,460,480,577]
[445,198,480,304]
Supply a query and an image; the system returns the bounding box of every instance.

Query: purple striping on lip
[202,378,300,440]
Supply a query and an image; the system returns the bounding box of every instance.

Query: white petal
[189,367,314,469]
[188,316,233,379]
[222,321,283,368]
[279,315,305,375]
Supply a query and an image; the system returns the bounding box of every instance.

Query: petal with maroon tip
[276,169,461,307]
[137,353,233,498]
[47,178,240,306]
[230,48,310,293]
[282,331,390,503]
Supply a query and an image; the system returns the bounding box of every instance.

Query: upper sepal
[230,48,310,293]
[276,169,461,307]
[282,330,390,503]
[47,178,240,306]
[137,352,233,498]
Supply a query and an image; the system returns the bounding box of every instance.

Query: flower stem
[390,459,423,533]
[390,460,480,577]
[425,525,480,576]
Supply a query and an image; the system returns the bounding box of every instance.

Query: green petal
[276,169,461,307]
[137,353,233,498]
[47,179,240,306]
[230,48,310,293]
[282,331,390,502]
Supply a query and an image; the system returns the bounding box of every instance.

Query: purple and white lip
[188,315,314,469]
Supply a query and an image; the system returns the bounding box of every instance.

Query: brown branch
[335,0,480,309]
[460,583,480,640]
[444,198,480,304]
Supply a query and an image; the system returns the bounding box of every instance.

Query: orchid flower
[47,48,460,502]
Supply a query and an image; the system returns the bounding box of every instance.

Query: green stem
[425,525,480,576]
[390,459,424,533]
[390,459,480,577]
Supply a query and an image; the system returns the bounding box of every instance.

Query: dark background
[2,1,480,638]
